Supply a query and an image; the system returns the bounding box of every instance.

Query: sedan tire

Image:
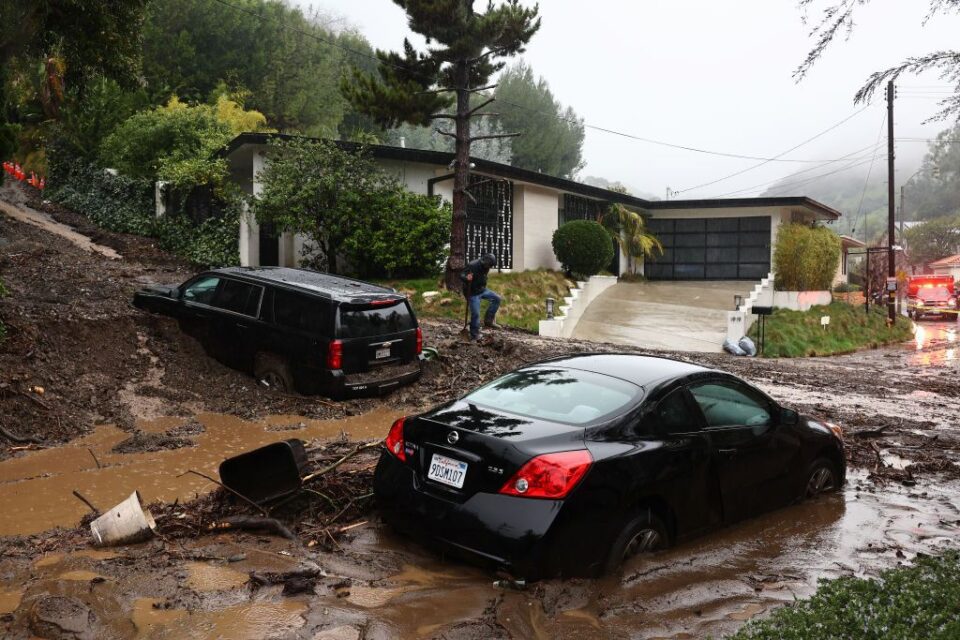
[255,353,295,394]
[804,457,841,499]
[604,510,669,575]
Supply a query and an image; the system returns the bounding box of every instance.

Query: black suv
[133,267,423,398]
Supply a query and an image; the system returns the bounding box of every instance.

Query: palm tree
[599,203,663,275]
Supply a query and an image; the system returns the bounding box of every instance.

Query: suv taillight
[499,450,592,499]
[326,339,343,369]
[415,327,423,355]
[385,417,406,461]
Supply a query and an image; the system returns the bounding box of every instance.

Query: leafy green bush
[254,139,449,278]
[341,189,451,278]
[732,550,960,640]
[47,148,239,267]
[552,220,614,278]
[774,224,841,291]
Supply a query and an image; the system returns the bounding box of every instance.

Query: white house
[219,133,841,280]
[929,254,960,280]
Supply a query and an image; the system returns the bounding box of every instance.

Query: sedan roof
[537,353,712,387]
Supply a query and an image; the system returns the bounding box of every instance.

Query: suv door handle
[717,448,738,456]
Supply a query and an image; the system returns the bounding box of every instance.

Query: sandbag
[723,338,746,356]
[738,336,757,357]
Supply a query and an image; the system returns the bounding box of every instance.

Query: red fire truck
[906,275,958,320]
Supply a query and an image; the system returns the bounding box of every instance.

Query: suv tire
[255,353,295,394]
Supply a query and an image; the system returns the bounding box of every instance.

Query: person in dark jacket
[461,253,502,340]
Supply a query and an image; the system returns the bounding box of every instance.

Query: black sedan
[374,354,845,579]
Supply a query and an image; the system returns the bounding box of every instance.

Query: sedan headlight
[824,421,844,442]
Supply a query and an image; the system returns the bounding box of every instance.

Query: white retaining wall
[726,276,833,341]
[539,275,619,339]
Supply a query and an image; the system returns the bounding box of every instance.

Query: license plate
[375,347,390,359]
[427,454,468,489]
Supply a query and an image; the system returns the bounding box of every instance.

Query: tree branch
[470,132,521,142]
[435,128,458,139]
[468,83,499,94]
[467,97,496,116]
[429,113,457,120]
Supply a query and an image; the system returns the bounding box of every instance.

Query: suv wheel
[255,353,294,394]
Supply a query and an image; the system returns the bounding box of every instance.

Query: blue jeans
[469,288,501,338]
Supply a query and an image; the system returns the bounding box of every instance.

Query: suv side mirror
[779,407,799,426]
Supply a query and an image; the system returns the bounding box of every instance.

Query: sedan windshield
[464,367,641,425]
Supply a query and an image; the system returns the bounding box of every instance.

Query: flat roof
[221,132,840,220]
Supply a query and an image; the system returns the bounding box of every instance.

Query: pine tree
[343,0,540,289]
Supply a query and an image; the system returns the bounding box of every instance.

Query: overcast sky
[296,0,959,201]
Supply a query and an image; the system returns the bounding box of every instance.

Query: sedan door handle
[718,448,738,456]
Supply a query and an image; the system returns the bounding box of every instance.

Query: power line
[208,0,888,166]
[851,110,888,240]
[673,104,873,195]
[709,142,885,198]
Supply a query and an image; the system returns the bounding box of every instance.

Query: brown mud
[2,183,960,638]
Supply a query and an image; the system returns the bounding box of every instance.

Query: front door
[689,380,799,523]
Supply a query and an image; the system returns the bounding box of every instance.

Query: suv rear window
[337,302,415,339]
[464,367,641,425]
[273,289,330,334]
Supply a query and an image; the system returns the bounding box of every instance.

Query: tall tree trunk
[444,59,472,291]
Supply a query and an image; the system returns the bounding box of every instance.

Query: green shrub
[732,550,960,639]
[762,302,912,357]
[552,220,614,278]
[47,147,239,267]
[833,282,861,293]
[774,224,841,291]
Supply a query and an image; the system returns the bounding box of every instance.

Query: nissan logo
[447,431,459,445]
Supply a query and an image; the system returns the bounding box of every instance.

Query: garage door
[644,217,771,280]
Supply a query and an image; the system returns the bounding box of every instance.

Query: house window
[559,194,604,227]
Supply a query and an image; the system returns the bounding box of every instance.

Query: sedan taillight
[499,450,592,499]
[385,417,406,461]
[326,339,343,370]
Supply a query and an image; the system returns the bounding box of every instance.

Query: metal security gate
[644,217,771,280]
[465,175,513,269]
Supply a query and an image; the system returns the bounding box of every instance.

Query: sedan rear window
[337,302,415,339]
[464,367,641,425]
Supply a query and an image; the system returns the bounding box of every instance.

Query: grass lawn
[375,270,573,333]
[730,551,960,639]
[759,302,914,358]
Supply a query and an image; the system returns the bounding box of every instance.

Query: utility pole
[886,81,896,322]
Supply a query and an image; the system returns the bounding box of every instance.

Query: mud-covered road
[1,183,959,638]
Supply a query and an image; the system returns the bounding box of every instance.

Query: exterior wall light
[734,294,744,311]
[546,297,555,319]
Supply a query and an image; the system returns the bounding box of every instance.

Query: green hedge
[47,149,239,267]
[761,302,913,357]
[774,224,840,291]
[732,551,960,640]
[552,220,614,278]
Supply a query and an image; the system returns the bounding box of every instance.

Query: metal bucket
[90,491,156,546]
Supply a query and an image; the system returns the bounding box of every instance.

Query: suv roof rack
[216,267,400,302]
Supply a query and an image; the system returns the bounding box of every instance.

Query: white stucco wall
[239,152,265,267]
[518,184,562,271]
[932,265,960,280]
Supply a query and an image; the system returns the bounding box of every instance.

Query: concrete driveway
[572,281,754,353]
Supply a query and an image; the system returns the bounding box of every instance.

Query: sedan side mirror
[779,407,799,426]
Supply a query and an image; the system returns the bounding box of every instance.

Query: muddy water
[910,320,959,367]
[340,472,960,639]
[0,407,404,535]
